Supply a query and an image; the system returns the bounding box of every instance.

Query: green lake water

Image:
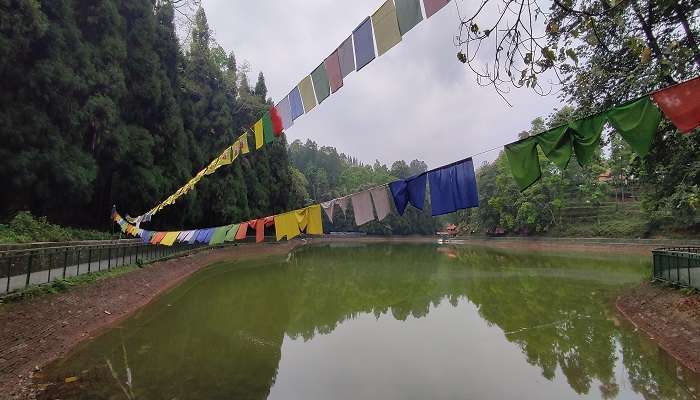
[37,243,699,399]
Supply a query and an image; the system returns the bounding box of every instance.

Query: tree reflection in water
[38,244,698,400]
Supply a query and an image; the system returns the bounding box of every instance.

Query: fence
[652,247,700,290]
[0,240,207,295]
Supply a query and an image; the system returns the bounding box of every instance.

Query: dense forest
[0,0,297,231]
[1,0,698,240]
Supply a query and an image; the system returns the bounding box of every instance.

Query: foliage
[0,1,295,233]
[288,139,438,235]
[0,212,112,243]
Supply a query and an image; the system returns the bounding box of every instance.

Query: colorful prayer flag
[289,87,304,120]
[311,62,330,104]
[324,50,343,93]
[372,0,402,56]
[254,118,264,150]
[338,35,356,78]
[270,106,284,136]
[607,97,662,157]
[428,158,479,216]
[263,111,275,144]
[353,17,376,71]
[651,77,700,133]
[277,96,294,130]
[298,75,317,113]
[505,136,541,191]
[423,0,450,18]
[395,0,423,35]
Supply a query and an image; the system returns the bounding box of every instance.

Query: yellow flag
[239,133,250,154]
[254,119,264,149]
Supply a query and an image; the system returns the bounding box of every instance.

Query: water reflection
[37,244,698,399]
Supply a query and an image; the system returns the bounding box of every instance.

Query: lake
[36,243,699,399]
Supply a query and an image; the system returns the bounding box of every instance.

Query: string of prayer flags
[428,158,479,216]
[325,50,343,93]
[651,76,700,133]
[370,186,392,221]
[372,0,402,56]
[395,0,424,35]
[505,96,663,191]
[338,36,356,78]
[353,17,376,71]
[351,191,376,226]
[423,0,451,18]
[298,75,317,113]
[275,205,323,241]
[270,106,284,136]
[389,173,427,215]
[289,87,304,120]
[311,63,331,104]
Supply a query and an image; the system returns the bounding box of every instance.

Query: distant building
[598,169,613,182]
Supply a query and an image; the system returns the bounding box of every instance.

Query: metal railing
[0,240,207,295]
[652,247,700,290]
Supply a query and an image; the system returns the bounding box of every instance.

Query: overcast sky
[201,0,563,169]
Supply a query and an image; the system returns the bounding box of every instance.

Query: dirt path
[0,242,301,399]
[617,283,700,374]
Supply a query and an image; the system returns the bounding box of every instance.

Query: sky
[200,0,563,169]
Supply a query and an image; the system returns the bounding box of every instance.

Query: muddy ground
[617,282,700,374]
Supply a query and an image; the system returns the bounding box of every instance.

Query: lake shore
[0,241,304,399]
[616,282,700,374]
[0,236,689,398]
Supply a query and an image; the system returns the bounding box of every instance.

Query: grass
[0,212,112,244]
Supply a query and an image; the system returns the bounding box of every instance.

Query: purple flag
[325,50,343,93]
[353,17,376,71]
[338,36,355,78]
[424,0,450,18]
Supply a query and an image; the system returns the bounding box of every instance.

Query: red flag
[651,77,700,133]
[270,106,284,136]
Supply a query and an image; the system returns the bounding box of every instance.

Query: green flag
[535,126,572,170]
[263,112,274,144]
[607,97,661,157]
[505,136,541,191]
[569,112,607,165]
[224,224,240,242]
[209,226,229,245]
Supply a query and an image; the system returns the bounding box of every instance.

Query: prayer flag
[235,222,249,240]
[275,205,323,241]
[238,133,250,154]
[395,0,423,35]
[224,224,240,242]
[351,190,376,226]
[337,197,350,214]
[151,232,166,245]
[188,230,200,244]
[607,97,662,157]
[270,106,284,136]
[324,50,344,93]
[254,119,264,150]
[535,126,572,170]
[651,77,700,133]
[428,158,479,216]
[424,0,450,18]
[353,17,376,71]
[372,0,402,56]
[141,230,153,244]
[338,35,356,78]
[320,199,337,223]
[263,111,275,144]
[298,75,317,113]
[569,112,607,165]
[504,136,541,191]
[311,63,331,104]
[160,231,180,247]
[275,212,301,241]
[209,226,229,245]
[370,186,392,221]
[289,87,304,120]
[277,96,294,130]
[389,173,427,215]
